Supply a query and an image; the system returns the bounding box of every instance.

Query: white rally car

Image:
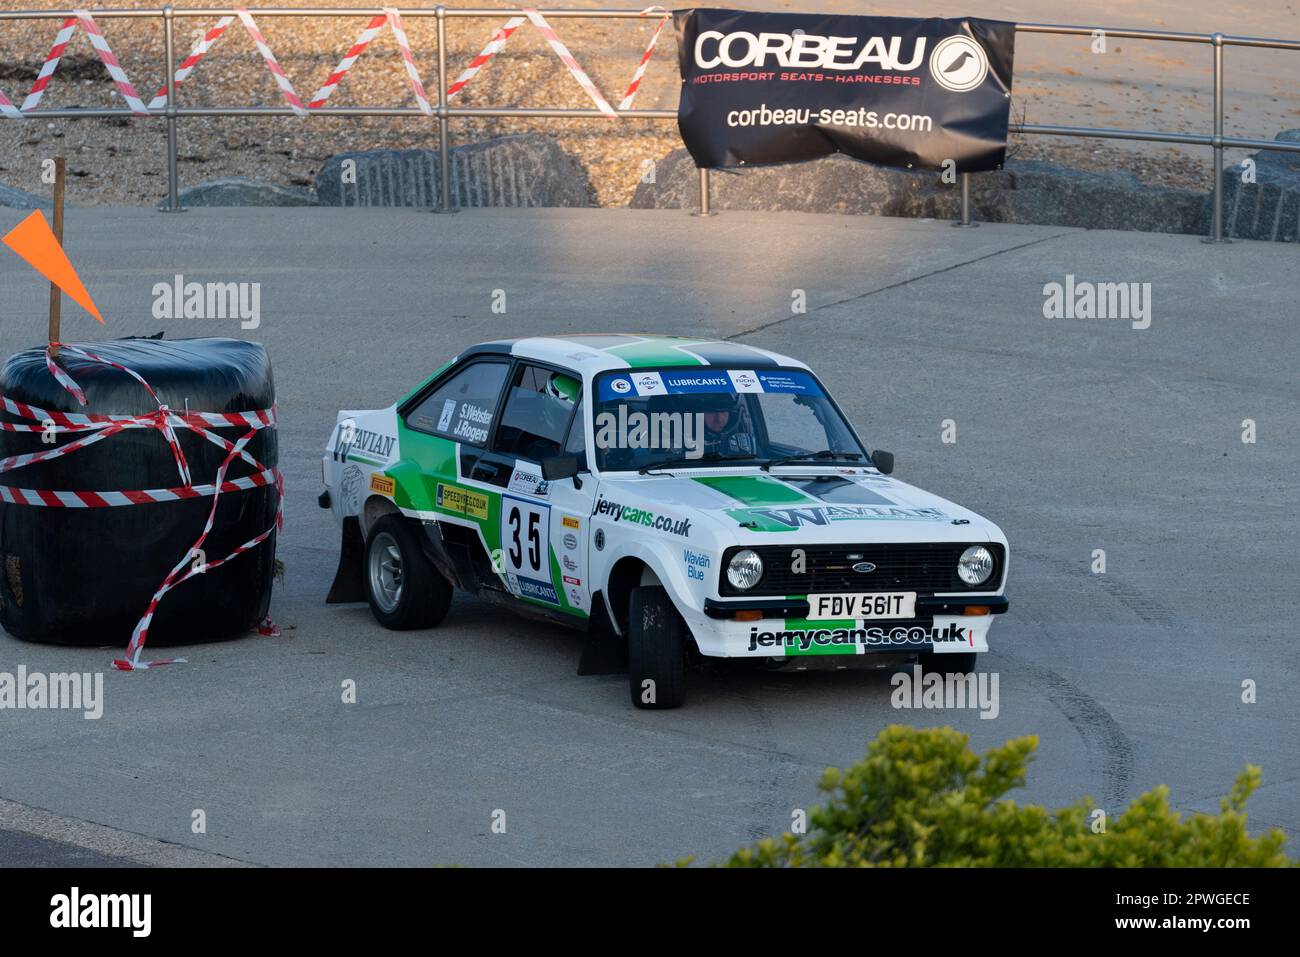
[320,335,1009,709]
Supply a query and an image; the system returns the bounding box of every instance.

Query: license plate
[806,592,916,621]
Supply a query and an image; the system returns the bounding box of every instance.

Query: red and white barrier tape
[0,344,282,671]
[521,9,616,117]
[310,13,387,108]
[233,8,308,116]
[385,9,432,115]
[619,7,670,111]
[0,465,278,508]
[446,16,525,100]
[114,428,281,671]
[148,15,234,111]
[73,9,150,115]
[48,343,192,485]
[19,17,77,114]
[0,7,667,119]
[310,8,430,114]
[0,86,22,120]
[1,395,274,431]
[447,6,668,111]
[17,13,148,116]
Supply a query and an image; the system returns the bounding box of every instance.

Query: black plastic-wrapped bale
[0,337,278,646]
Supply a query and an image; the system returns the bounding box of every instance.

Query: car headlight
[957,545,995,586]
[727,549,764,591]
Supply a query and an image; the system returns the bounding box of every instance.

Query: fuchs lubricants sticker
[598,368,823,401]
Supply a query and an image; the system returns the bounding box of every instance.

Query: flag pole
[47,156,66,359]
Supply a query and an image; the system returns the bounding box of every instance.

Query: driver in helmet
[545,371,580,407]
[692,390,754,458]
[519,371,580,464]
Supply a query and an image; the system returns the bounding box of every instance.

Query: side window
[405,360,508,446]
[564,398,587,467]
[494,365,581,462]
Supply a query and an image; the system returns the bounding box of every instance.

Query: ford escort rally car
[320,335,1009,709]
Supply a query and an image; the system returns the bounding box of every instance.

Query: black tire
[628,585,688,709]
[364,515,452,630]
[918,651,978,676]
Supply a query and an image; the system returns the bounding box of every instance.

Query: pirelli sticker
[562,515,581,530]
[437,483,490,520]
[369,473,396,497]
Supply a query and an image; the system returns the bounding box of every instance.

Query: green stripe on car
[606,337,707,368]
[693,475,818,506]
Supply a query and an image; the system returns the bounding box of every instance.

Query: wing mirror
[870,450,894,475]
[542,454,581,482]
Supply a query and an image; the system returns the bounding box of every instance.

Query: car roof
[460,335,809,375]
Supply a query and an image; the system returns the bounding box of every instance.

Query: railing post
[434,5,455,213]
[694,167,714,217]
[161,6,184,212]
[952,171,977,227]
[1204,33,1229,243]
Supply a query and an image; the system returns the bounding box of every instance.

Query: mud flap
[577,593,628,675]
[326,517,367,604]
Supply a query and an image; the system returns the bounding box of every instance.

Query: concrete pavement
[0,207,1295,866]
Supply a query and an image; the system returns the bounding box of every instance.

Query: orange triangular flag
[2,209,103,323]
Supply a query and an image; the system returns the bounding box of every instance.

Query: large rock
[630,149,944,217]
[316,135,596,208]
[632,149,1206,236]
[981,160,1205,235]
[1214,130,1300,242]
[160,176,318,208]
[0,182,60,210]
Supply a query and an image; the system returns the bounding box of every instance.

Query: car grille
[719,543,1004,596]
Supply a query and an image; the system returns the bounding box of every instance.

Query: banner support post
[953,172,977,228]
[694,167,714,217]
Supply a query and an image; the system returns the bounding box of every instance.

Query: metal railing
[1,7,1298,243]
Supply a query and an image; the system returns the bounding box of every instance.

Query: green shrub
[718,725,1292,867]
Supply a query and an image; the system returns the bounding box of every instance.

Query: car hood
[595,468,1001,546]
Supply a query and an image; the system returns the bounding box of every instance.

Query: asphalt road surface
[0,208,1295,866]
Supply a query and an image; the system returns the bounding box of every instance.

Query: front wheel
[365,515,453,630]
[627,586,688,709]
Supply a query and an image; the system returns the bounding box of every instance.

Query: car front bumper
[686,595,1008,659]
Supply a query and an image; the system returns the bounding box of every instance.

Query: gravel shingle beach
[0,0,1295,205]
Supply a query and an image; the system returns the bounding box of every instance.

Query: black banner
[674,8,1016,172]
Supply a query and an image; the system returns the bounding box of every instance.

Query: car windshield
[592,368,865,472]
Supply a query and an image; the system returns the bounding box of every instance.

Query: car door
[546,395,593,616]
[472,362,594,619]
[398,356,512,590]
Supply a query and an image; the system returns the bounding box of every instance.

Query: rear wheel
[627,586,687,709]
[918,651,978,675]
[365,515,452,630]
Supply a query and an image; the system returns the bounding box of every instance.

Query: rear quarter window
[405,360,509,445]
